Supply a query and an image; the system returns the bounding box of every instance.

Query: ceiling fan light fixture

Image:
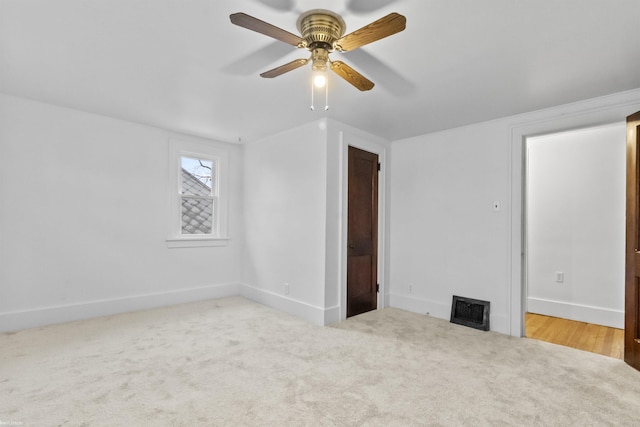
[310,45,329,96]
[311,45,330,72]
[311,71,329,111]
[313,71,327,88]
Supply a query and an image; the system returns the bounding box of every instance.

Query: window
[168,136,229,248]
[180,156,216,235]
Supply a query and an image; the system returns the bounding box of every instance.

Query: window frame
[167,136,229,248]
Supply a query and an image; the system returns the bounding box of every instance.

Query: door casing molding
[510,92,640,337]
[339,132,388,322]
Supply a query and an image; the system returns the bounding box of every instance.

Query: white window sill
[166,237,229,248]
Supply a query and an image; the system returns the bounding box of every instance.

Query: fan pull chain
[310,79,315,111]
[324,78,329,111]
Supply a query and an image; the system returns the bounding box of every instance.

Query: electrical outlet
[555,272,564,283]
[409,284,413,293]
[284,283,290,295]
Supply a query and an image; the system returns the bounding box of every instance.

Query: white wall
[0,93,389,331]
[390,120,511,332]
[242,120,329,324]
[3,88,640,335]
[0,93,244,332]
[390,88,640,335]
[242,118,389,325]
[526,124,626,328]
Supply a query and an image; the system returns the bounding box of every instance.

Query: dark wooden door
[625,110,640,371]
[347,146,379,317]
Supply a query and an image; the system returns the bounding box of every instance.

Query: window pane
[181,157,214,196]
[181,197,214,235]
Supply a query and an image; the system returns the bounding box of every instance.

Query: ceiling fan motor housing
[297,9,346,49]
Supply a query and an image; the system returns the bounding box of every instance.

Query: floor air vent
[450,295,490,331]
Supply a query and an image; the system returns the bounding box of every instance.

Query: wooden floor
[525,312,624,359]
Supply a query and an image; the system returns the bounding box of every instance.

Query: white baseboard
[383,292,391,308]
[389,293,451,319]
[1,286,518,334]
[323,305,341,325]
[1,283,361,333]
[389,293,509,334]
[527,297,624,329]
[0,282,241,333]
[241,284,338,326]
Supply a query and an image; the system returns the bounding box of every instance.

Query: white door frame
[339,131,389,321]
[509,97,640,337]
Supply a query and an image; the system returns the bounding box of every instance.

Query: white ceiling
[1,0,639,143]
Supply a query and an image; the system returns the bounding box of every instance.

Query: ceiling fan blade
[260,58,309,78]
[230,12,303,47]
[334,12,406,52]
[330,61,375,91]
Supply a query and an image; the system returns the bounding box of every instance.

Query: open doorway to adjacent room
[524,123,626,359]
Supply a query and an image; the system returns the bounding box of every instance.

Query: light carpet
[1,297,640,426]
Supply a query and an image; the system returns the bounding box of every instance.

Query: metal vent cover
[450,295,490,331]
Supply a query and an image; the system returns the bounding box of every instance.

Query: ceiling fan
[229,9,406,91]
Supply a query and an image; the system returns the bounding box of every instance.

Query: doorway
[524,124,626,356]
[346,146,379,318]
